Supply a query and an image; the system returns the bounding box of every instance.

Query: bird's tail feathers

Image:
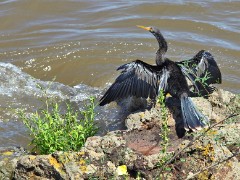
[180,95,209,131]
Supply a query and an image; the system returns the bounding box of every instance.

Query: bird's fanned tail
[180,94,209,131]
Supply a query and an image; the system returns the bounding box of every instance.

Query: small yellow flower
[116,165,128,176]
[79,159,85,165]
[140,112,145,119]
[78,151,85,156]
[2,151,13,156]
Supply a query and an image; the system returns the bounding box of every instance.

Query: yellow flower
[2,151,13,156]
[116,165,128,176]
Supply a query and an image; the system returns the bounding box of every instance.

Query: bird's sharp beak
[136,25,151,31]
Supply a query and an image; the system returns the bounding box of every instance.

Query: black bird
[177,50,222,97]
[99,26,215,131]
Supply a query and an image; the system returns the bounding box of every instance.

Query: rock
[0,89,239,179]
[178,126,240,180]
[0,158,18,180]
[0,146,28,180]
[14,155,67,180]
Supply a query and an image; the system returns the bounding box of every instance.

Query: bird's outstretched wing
[99,60,162,106]
[177,50,222,96]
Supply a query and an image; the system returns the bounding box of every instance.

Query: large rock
[0,89,239,179]
[0,146,27,180]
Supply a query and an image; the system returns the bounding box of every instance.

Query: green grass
[18,97,98,154]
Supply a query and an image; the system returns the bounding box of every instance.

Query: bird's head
[136,25,168,64]
[137,25,160,35]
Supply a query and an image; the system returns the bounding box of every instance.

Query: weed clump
[18,97,98,154]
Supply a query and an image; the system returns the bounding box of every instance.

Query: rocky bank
[0,89,239,179]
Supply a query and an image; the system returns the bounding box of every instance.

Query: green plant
[18,97,98,154]
[194,71,211,87]
[179,61,212,96]
[156,90,172,176]
[157,90,170,154]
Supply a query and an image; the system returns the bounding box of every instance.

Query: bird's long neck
[154,31,168,66]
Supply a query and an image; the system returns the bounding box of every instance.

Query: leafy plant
[157,90,172,174]
[194,71,211,87]
[180,61,212,96]
[18,97,98,154]
[157,90,170,154]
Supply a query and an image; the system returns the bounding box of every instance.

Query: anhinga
[99,26,221,131]
[177,50,221,97]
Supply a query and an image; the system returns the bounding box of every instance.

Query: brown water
[0,0,239,148]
